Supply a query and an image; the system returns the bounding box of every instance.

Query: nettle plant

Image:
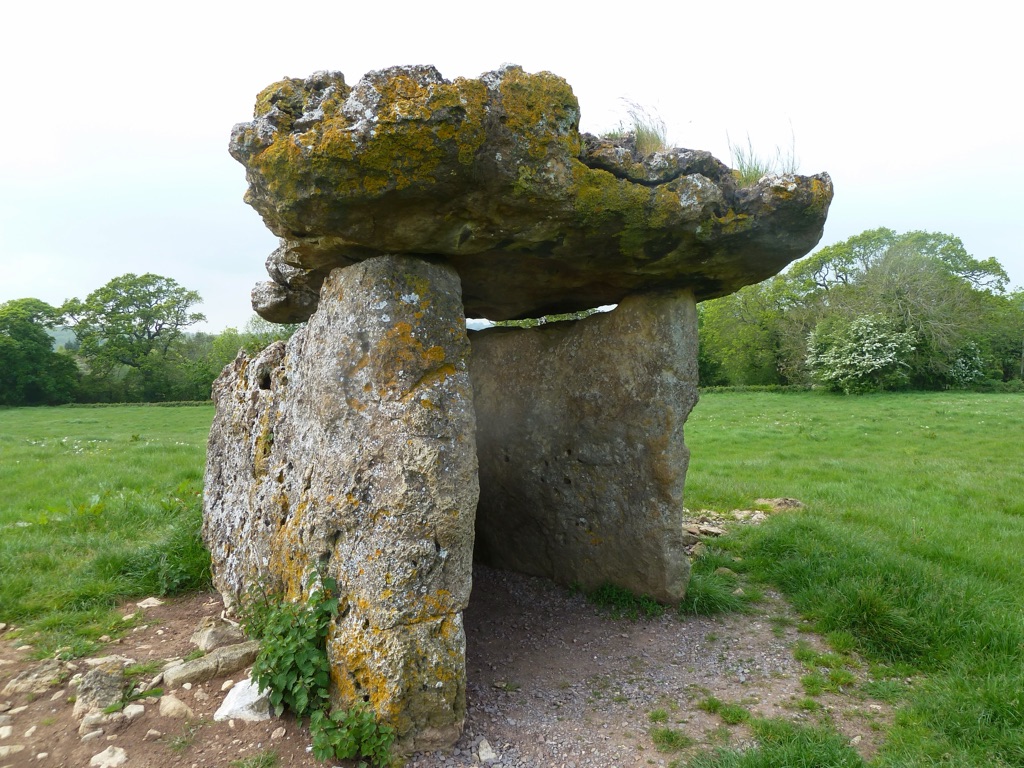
[806,314,917,394]
[240,572,395,766]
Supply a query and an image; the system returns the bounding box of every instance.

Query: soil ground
[1,565,893,768]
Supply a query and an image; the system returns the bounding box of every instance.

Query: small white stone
[0,744,26,758]
[122,614,135,622]
[37,752,49,759]
[136,597,163,609]
[478,737,498,763]
[81,730,104,742]
[144,729,162,740]
[89,745,127,767]
[221,679,234,692]
[79,712,108,735]
[158,696,194,719]
[0,725,12,738]
[271,726,286,740]
[23,725,36,738]
[9,707,27,715]
[123,704,145,721]
[182,682,192,691]
[214,679,271,722]
[49,690,64,701]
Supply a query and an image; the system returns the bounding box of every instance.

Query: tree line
[0,273,300,406]
[3,228,1022,406]
[699,227,1024,392]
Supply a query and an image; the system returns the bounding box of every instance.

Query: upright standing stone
[203,254,479,751]
[470,291,699,602]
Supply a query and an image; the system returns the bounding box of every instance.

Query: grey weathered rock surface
[162,641,259,688]
[190,616,245,652]
[203,254,479,750]
[89,745,127,767]
[72,662,127,719]
[471,292,698,601]
[214,677,272,722]
[230,64,832,322]
[0,659,63,696]
[158,695,194,719]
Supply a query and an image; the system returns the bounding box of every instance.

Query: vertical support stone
[469,290,699,602]
[203,254,478,752]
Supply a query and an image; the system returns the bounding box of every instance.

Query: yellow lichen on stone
[254,74,490,204]
[497,68,580,162]
[253,78,304,121]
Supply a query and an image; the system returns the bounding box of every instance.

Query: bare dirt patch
[1,564,893,768]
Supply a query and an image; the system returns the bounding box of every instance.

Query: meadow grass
[4,393,1024,765]
[685,390,1024,766]
[0,405,214,656]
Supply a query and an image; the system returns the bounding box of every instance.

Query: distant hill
[48,327,77,351]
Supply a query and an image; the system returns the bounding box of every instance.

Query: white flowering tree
[806,315,917,394]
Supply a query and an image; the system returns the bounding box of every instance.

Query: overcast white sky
[2,1,1020,331]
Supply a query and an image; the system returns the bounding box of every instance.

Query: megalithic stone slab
[469,291,699,602]
[202,254,479,751]
[229,65,833,323]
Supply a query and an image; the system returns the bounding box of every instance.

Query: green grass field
[685,391,1024,767]
[2,392,1022,765]
[0,404,213,656]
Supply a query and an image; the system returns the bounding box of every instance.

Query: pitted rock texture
[202,254,478,751]
[230,64,833,322]
[470,291,699,602]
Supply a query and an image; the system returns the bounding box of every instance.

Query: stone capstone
[230,64,833,323]
[471,292,698,601]
[203,254,479,751]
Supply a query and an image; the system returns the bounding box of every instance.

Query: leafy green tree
[62,274,205,400]
[700,227,1018,391]
[806,314,917,393]
[239,315,304,354]
[0,298,79,405]
[63,273,205,372]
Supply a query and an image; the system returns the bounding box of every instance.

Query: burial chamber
[202,64,832,752]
